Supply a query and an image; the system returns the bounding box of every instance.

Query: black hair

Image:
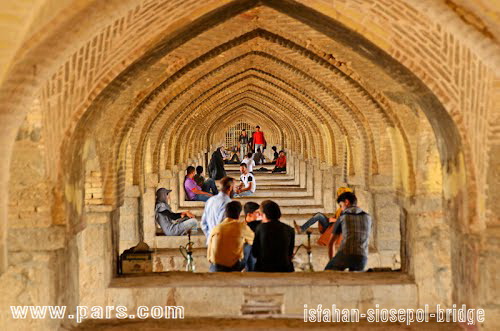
[261,200,281,220]
[244,202,260,216]
[240,162,247,168]
[256,125,260,129]
[196,166,203,174]
[226,201,242,219]
[272,146,277,151]
[247,152,253,158]
[186,166,195,175]
[337,192,357,206]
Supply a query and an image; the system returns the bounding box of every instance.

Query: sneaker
[293,220,303,234]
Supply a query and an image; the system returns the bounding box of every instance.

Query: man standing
[235,163,256,197]
[201,176,235,244]
[207,201,254,272]
[252,125,266,153]
[238,129,249,161]
[325,192,372,271]
[184,166,212,202]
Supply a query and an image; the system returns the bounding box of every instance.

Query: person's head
[256,125,261,132]
[337,191,357,210]
[244,202,261,222]
[272,146,277,151]
[241,129,247,136]
[336,186,353,197]
[186,166,196,178]
[256,148,261,153]
[279,150,285,157]
[196,166,203,175]
[247,152,253,158]
[225,201,242,220]
[240,162,248,174]
[220,176,235,197]
[260,200,281,222]
[155,188,171,204]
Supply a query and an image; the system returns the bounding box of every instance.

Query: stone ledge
[111,271,413,288]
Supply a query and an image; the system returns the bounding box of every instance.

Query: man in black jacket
[252,200,295,272]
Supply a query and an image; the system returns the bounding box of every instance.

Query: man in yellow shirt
[207,201,255,272]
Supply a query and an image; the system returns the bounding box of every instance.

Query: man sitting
[253,148,265,165]
[235,163,256,197]
[242,152,255,173]
[325,192,372,271]
[252,200,295,272]
[194,166,218,195]
[272,150,286,173]
[184,166,212,202]
[243,202,261,271]
[207,201,255,272]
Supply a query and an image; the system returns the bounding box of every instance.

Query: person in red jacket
[252,126,266,153]
[272,150,286,173]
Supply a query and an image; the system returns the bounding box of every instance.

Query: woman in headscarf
[155,188,198,236]
[207,147,227,180]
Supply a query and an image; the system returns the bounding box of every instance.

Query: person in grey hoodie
[155,188,198,236]
[325,191,372,271]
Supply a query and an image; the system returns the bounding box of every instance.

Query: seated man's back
[252,207,295,273]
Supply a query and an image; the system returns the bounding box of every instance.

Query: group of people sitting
[155,177,372,272]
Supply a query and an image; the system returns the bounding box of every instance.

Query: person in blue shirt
[200,176,236,244]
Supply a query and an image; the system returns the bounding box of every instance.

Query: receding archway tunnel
[2,0,497,329]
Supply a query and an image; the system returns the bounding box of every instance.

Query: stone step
[153,231,322,249]
[181,206,328,215]
[179,198,322,209]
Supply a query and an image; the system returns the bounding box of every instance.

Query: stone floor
[69,317,463,330]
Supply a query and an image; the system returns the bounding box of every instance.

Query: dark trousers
[202,178,218,195]
[243,243,256,271]
[272,167,286,173]
[325,251,367,271]
[209,260,244,272]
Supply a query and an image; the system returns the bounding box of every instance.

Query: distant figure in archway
[242,152,255,173]
[155,188,198,236]
[253,148,265,165]
[271,146,279,163]
[252,125,266,153]
[238,129,249,161]
[208,147,226,180]
[272,150,286,173]
[325,192,372,272]
[194,166,218,195]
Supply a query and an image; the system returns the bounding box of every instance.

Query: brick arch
[0,1,495,321]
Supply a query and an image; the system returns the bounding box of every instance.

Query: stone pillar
[142,174,158,248]
[372,188,401,269]
[119,185,140,253]
[77,205,114,308]
[407,194,451,309]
